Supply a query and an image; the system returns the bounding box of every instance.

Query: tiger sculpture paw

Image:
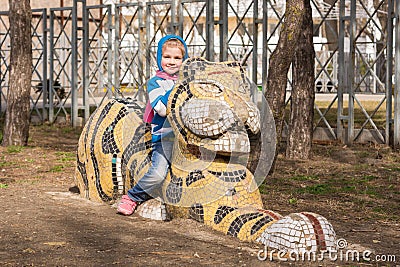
[75,57,336,254]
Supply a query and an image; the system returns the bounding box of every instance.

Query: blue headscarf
[156,35,189,71]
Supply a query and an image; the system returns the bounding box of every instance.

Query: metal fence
[0,0,399,146]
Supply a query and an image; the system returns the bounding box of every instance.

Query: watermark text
[257,238,397,264]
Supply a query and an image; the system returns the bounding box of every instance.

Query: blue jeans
[127,140,173,202]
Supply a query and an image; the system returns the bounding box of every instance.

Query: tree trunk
[2,0,32,146]
[264,0,305,171]
[286,0,315,159]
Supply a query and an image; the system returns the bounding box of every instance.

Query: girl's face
[161,46,184,75]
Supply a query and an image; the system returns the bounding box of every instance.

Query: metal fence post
[252,0,258,84]
[49,10,55,123]
[145,3,151,83]
[171,0,177,34]
[83,1,90,121]
[395,0,400,147]
[262,0,267,91]
[106,4,113,99]
[219,0,228,61]
[337,0,345,142]
[42,9,48,122]
[206,0,214,61]
[114,4,120,98]
[347,0,356,145]
[386,0,394,146]
[71,0,79,127]
[138,2,146,102]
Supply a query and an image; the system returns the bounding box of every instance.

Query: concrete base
[312,127,385,144]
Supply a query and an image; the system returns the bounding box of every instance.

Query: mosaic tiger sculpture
[75,57,336,253]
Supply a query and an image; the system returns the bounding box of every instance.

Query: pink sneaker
[117,195,138,215]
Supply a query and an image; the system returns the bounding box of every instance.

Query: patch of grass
[50,165,64,172]
[341,185,357,192]
[297,183,333,195]
[359,175,377,182]
[289,175,319,181]
[258,183,271,195]
[61,127,74,134]
[60,125,83,137]
[0,183,8,189]
[15,179,39,185]
[344,175,378,186]
[33,124,58,136]
[355,151,370,158]
[55,151,76,162]
[288,197,297,204]
[372,206,385,213]
[385,165,400,172]
[363,186,381,197]
[335,176,385,196]
[0,157,14,167]
[6,145,24,153]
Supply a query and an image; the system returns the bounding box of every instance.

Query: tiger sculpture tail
[75,57,336,254]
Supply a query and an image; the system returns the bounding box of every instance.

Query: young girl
[118,35,188,215]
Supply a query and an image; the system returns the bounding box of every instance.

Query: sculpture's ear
[225,61,243,72]
[183,57,207,64]
[179,57,209,80]
[179,57,246,83]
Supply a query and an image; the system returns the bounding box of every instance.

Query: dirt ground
[0,124,399,267]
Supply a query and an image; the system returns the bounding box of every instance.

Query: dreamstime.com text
[257,238,398,264]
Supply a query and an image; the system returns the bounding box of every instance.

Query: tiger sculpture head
[160,57,275,208]
[75,57,336,254]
